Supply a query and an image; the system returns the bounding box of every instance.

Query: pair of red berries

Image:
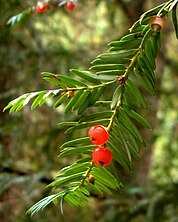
[36,1,76,13]
[88,125,112,167]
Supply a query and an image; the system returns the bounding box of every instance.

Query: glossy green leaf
[109,129,124,149]
[127,132,140,153]
[108,139,132,172]
[134,67,155,93]
[86,182,104,196]
[65,119,110,134]
[95,70,124,77]
[123,105,152,129]
[43,74,68,88]
[139,51,156,78]
[116,129,132,161]
[88,86,106,106]
[92,167,119,190]
[156,31,162,49]
[107,128,132,171]
[31,91,48,109]
[43,76,61,86]
[22,92,39,107]
[72,189,89,202]
[141,25,152,41]
[109,39,141,50]
[123,91,137,108]
[39,90,57,106]
[125,83,141,108]
[137,52,155,77]
[107,163,121,185]
[59,145,94,157]
[109,32,143,47]
[89,74,117,81]
[9,98,27,113]
[126,79,147,108]
[78,110,113,123]
[27,192,65,216]
[78,91,92,114]
[91,57,130,65]
[121,32,143,41]
[112,121,137,162]
[5,90,55,113]
[43,72,87,87]
[56,74,87,88]
[75,71,120,81]
[76,157,92,164]
[65,190,87,207]
[90,64,126,71]
[7,13,23,26]
[94,181,113,195]
[118,108,145,144]
[145,44,154,65]
[53,93,68,108]
[7,7,33,26]
[127,142,141,160]
[4,94,28,112]
[99,49,137,61]
[139,2,167,23]
[70,90,85,111]
[70,69,101,84]
[128,17,142,30]
[64,90,83,113]
[149,36,158,58]
[144,49,156,71]
[61,162,91,175]
[111,85,123,109]
[139,69,155,91]
[48,172,84,188]
[61,137,90,148]
[79,187,90,196]
[58,121,77,128]
[172,3,178,39]
[64,193,81,207]
[94,101,111,107]
[169,0,178,11]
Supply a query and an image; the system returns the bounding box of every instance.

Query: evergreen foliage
[4,0,178,215]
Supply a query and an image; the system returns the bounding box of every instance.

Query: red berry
[92,147,112,167]
[149,16,164,32]
[65,1,76,11]
[36,1,50,13]
[88,125,109,145]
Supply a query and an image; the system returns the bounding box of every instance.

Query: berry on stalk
[88,125,109,145]
[36,1,50,13]
[92,147,112,167]
[149,16,164,32]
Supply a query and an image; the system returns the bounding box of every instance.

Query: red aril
[36,1,50,13]
[65,1,76,11]
[88,125,109,145]
[149,16,164,32]
[92,147,112,167]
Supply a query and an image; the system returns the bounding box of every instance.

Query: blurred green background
[0,0,178,221]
